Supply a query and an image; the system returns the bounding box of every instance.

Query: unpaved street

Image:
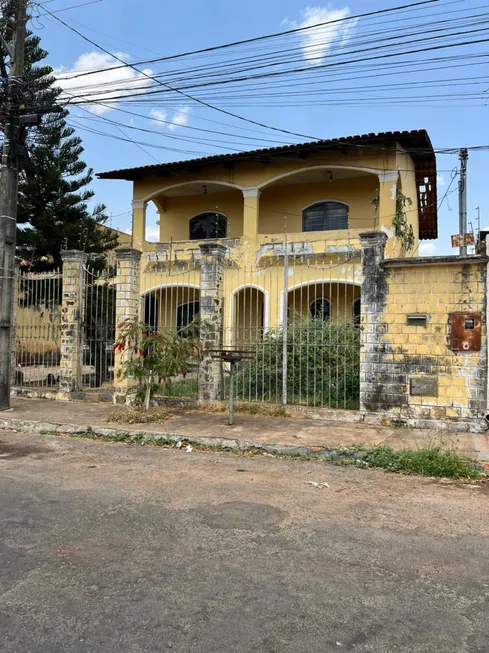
[0,430,488,653]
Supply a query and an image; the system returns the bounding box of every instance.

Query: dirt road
[0,430,488,652]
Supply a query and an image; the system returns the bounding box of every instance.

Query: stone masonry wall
[360,232,487,427]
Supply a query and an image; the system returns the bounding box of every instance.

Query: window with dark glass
[177,300,200,337]
[302,202,348,232]
[189,212,227,240]
[310,298,331,321]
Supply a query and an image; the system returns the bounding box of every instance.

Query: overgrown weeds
[360,445,482,479]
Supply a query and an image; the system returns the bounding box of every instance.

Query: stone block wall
[360,232,487,427]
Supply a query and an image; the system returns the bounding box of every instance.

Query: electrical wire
[33,0,460,142]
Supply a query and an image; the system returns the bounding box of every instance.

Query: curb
[0,416,361,460]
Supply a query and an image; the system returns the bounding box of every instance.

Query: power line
[33,0,445,142]
[50,0,441,81]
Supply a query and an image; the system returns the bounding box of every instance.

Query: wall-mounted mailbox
[406,314,428,327]
[450,313,481,351]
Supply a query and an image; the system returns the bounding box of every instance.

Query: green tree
[0,2,118,271]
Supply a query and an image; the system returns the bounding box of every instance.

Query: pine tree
[0,2,118,271]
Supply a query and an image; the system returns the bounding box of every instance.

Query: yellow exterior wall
[131,145,411,266]
[396,149,419,252]
[134,148,398,200]
[157,190,244,241]
[259,177,378,235]
[376,261,486,420]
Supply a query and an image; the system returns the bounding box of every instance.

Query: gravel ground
[0,429,488,653]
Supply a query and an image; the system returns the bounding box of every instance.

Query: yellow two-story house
[98,129,437,344]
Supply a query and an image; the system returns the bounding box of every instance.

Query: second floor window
[302,201,349,232]
[189,212,227,240]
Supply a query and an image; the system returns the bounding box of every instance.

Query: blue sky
[31,0,489,253]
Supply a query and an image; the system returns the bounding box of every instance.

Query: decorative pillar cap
[60,249,89,264]
[132,199,147,210]
[199,242,227,256]
[242,188,261,199]
[359,231,388,248]
[115,246,142,262]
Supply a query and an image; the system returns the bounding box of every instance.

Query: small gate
[13,269,62,389]
[81,266,117,388]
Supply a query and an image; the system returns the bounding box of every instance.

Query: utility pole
[458,148,469,257]
[0,0,28,410]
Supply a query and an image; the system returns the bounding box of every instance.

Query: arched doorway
[232,286,265,345]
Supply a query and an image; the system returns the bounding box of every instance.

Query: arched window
[310,298,331,321]
[302,201,349,232]
[189,212,227,240]
[353,297,361,325]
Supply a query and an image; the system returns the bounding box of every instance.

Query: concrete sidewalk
[1,398,489,463]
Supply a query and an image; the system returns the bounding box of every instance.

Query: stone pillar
[60,250,88,396]
[198,242,226,402]
[376,171,398,256]
[132,199,147,251]
[242,189,260,242]
[359,232,388,412]
[114,247,142,394]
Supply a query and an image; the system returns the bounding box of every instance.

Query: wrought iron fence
[13,269,62,388]
[139,248,361,409]
[222,254,361,409]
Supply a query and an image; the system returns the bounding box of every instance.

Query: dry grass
[200,401,290,418]
[105,407,173,425]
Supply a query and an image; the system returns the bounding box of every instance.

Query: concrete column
[198,242,226,402]
[359,232,388,412]
[242,188,260,242]
[132,199,147,251]
[60,250,88,395]
[376,171,398,257]
[114,247,142,392]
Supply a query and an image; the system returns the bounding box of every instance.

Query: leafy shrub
[234,314,360,408]
[115,318,201,406]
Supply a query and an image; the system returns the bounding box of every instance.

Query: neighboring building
[98,130,437,339]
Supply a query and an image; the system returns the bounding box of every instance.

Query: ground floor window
[310,297,331,321]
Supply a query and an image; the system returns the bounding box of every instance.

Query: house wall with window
[100,130,437,337]
[157,191,244,241]
[259,177,378,235]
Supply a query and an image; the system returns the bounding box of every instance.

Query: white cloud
[419,242,436,256]
[145,225,160,242]
[149,108,168,125]
[167,106,191,131]
[284,5,356,65]
[149,106,191,131]
[57,51,153,115]
[437,175,446,186]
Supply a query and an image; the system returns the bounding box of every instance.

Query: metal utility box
[450,313,481,351]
